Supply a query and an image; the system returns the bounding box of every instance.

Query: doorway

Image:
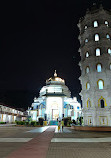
[52,109,59,120]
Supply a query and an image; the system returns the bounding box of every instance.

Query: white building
[27,71,81,124]
[0,104,25,123]
[78,4,111,126]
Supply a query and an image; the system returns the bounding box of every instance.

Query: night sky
[0,0,110,110]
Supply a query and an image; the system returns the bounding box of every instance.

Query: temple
[27,71,81,123]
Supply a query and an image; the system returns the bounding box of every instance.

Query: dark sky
[0,0,110,109]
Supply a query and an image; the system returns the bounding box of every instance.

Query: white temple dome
[46,70,65,85]
[40,71,70,97]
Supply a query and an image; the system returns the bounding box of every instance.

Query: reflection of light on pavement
[26,126,49,133]
[51,137,111,142]
[54,126,62,133]
[55,126,58,133]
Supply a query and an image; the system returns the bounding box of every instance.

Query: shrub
[25,121,29,126]
[15,121,25,125]
[0,122,6,124]
[39,117,44,125]
[31,121,37,126]
[63,117,71,126]
[36,122,40,125]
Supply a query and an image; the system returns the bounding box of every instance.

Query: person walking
[58,121,61,132]
[61,119,64,132]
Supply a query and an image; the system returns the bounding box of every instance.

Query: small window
[85,25,88,30]
[86,82,90,90]
[94,21,98,27]
[95,34,99,41]
[106,34,110,40]
[86,66,90,73]
[97,64,102,72]
[88,100,91,107]
[108,48,111,54]
[98,80,104,89]
[105,21,109,27]
[100,99,105,108]
[110,64,111,70]
[96,48,100,56]
[85,38,88,43]
[86,52,89,58]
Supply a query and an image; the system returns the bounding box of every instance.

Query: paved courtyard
[0,126,111,158]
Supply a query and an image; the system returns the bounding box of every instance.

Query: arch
[110,63,111,70]
[84,25,88,30]
[106,34,110,40]
[87,98,91,108]
[95,48,101,56]
[100,99,104,108]
[96,63,102,72]
[86,66,90,73]
[105,21,109,26]
[86,52,89,58]
[98,96,107,107]
[93,21,98,27]
[85,38,88,43]
[86,82,90,90]
[108,48,111,54]
[97,79,104,89]
[95,34,99,41]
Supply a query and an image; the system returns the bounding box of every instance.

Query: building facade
[0,104,25,123]
[78,4,111,126]
[27,71,81,122]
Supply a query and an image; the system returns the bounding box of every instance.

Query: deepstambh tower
[78,4,111,126]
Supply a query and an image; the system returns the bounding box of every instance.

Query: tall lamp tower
[78,4,111,126]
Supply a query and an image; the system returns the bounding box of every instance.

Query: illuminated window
[105,21,109,26]
[85,25,88,30]
[108,48,111,54]
[94,21,98,27]
[106,34,110,40]
[97,64,102,72]
[96,48,100,56]
[109,64,111,70]
[86,66,90,73]
[95,34,99,41]
[86,82,90,90]
[100,99,105,108]
[85,38,88,43]
[86,52,89,58]
[97,80,104,89]
[87,99,91,107]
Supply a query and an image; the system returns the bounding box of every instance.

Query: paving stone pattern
[46,127,111,158]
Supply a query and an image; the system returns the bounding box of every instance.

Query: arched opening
[85,38,88,43]
[110,63,111,70]
[88,100,91,107]
[94,21,98,27]
[105,21,109,26]
[86,52,89,58]
[106,34,110,40]
[96,48,100,56]
[97,64,102,72]
[86,66,90,73]
[100,99,105,108]
[108,48,111,54]
[95,34,99,41]
[86,82,90,90]
[98,80,104,89]
[84,25,88,30]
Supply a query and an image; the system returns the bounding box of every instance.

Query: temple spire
[54,70,57,77]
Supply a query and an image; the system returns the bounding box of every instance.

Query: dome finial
[54,70,57,77]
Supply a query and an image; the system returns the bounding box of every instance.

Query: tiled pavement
[46,127,111,158]
[7,127,55,158]
[1,126,111,158]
